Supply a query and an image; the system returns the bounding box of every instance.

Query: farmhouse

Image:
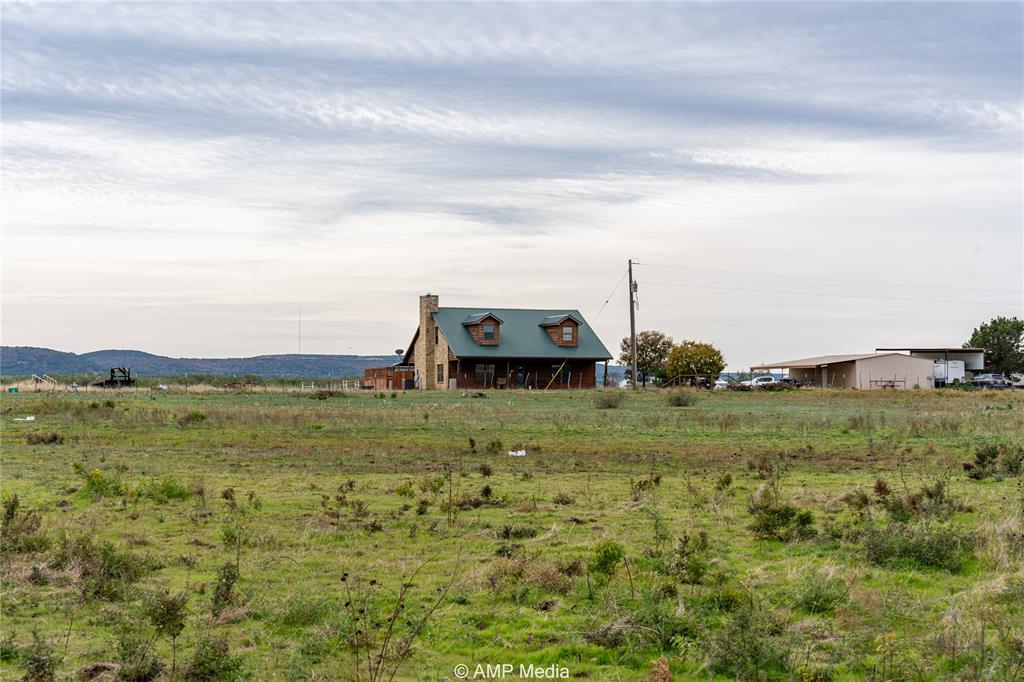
[751,353,937,389]
[379,294,612,390]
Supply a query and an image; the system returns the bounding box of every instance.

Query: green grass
[1,388,1023,680]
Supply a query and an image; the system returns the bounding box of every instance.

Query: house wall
[543,319,579,347]
[447,359,597,389]
[413,294,440,389]
[854,355,935,389]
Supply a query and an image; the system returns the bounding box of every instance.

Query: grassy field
[1,387,1023,681]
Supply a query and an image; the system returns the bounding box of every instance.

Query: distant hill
[0,346,397,379]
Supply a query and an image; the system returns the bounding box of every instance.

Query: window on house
[562,326,574,342]
[434,325,439,345]
[483,323,495,341]
[436,363,444,384]
[475,363,495,385]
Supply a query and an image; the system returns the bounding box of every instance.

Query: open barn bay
[2,389,1023,680]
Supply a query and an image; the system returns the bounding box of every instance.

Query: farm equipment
[93,368,136,388]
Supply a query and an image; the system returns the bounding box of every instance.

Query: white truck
[933,360,965,387]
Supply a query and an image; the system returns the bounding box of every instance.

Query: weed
[182,635,243,681]
[21,629,61,682]
[116,628,164,682]
[795,569,849,613]
[177,410,206,428]
[704,604,789,679]
[665,532,712,584]
[666,390,697,407]
[552,492,575,505]
[211,562,240,616]
[588,540,625,580]
[863,522,973,571]
[24,431,64,445]
[594,392,625,409]
[0,493,49,554]
[50,533,158,600]
[478,462,493,477]
[72,462,126,501]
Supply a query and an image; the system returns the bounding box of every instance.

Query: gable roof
[461,312,504,325]
[538,313,582,326]
[431,307,611,360]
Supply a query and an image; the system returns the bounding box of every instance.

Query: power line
[591,268,628,320]
[635,262,1021,295]
[643,280,1021,307]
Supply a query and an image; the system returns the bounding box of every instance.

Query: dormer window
[463,312,503,345]
[483,323,496,341]
[562,326,573,342]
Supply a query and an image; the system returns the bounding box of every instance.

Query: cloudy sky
[2,2,1022,368]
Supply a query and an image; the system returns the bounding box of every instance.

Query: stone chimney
[417,294,439,388]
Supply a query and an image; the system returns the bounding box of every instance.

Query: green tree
[967,316,1024,375]
[665,341,726,386]
[618,330,674,387]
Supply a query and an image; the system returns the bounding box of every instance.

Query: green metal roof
[433,307,612,360]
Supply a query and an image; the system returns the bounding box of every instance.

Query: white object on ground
[507,449,527,457]
[14,416,36,421]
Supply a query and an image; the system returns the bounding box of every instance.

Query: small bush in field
[182,635,243,681]
[478,462,493,477]
[177,411,206,428]
[210,562,239,616]
[796,570,849,613]
[116,629,164,682]
[666,532,712,584]
[863,522,972,572]
[588,540,625,579]
[21,629,61,682]
[72,462,126,501]
[594,392,624,409]
[705,605,789,679]
[552,492,575,505]
[25,431,65,445]
[140,477,193,504]
[484,439,503,455]
[666,390,697,407]
[50,533,158,600]
[1,494,49,555]
[748,497,815,541]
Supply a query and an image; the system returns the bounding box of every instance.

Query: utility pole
[628,259,638,390]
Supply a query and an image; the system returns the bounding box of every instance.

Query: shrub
[0,493,49,555]
[863,522,972,572]
[588,540,625,579]
[666,390,697,407]
[211,562,240,615]
[177,411,206,428]
[497,525,537,540]
[965,444,1024,479]
[50,533,158,600]
[72,462,126,501]
[182,635,243,681]
[705,605,789,679]
[484,439,503,455]
[748,498,815,541]
[116,629,164,682]
[594,392,625,409]
[24,431,64,445]
[21,629,61,682]
[796,570,849,613]
[552,492,575,505]
[665,532,712,584]
[478,462,493,477]
[139,477,193,504]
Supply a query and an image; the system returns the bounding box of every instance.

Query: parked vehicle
[714,378,730,390]
[933,360,965,387]
[741,375,777,387]
[1011,373,1024,389]
[780,377,801,387]
[971,373,1010,389]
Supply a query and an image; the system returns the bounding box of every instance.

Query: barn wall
[855,355,935,389]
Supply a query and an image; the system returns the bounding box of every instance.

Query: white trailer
[933,360,965,387]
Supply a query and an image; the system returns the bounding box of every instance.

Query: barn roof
[750,352,913,370]
[432,307,612,360]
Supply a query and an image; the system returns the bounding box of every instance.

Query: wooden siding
[464,316,501,346]
[363,366,415,391]
[543,319,578,347]
[447,358,597,389]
